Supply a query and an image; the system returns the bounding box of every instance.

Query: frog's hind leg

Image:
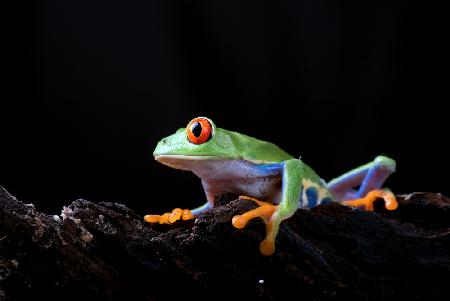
[327,156,398,211]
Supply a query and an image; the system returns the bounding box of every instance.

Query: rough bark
[1,185,449,300]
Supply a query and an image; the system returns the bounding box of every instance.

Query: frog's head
[153,117,239,170]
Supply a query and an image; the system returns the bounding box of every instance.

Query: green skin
[152,117,395,255]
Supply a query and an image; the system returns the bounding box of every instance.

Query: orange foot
[342,189,398,211]
[232,196,278,256]
[144,208,194,224]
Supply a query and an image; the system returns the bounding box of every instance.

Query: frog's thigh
[328,155,396,202]
[356,156,396,198]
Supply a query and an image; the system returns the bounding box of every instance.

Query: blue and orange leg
[327,156,398,211]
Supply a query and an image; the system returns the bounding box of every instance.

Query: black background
[4,0,449,215]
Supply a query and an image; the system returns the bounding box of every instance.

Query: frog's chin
[154,154,220,171]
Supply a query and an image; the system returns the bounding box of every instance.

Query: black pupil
[191,122,202,138]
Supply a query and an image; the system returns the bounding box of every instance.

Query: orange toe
[342,189,398,211]
[181,209,194,220]
[169,208,182,223]
[144,215,161,223]
[232,215,248,229]
[232,198,277,226]
[260,239,276,256]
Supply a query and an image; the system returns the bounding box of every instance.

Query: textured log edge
[1,186,449,301]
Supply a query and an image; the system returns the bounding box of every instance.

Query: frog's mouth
[155,155,222,171]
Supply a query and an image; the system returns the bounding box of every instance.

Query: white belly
[155,156,284,203]
[190,159,283,203]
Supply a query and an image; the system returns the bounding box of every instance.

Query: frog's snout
[153,141,164,158]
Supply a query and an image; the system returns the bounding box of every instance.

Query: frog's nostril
[161,138,167,144]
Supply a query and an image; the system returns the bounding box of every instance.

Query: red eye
[186,117,213,144]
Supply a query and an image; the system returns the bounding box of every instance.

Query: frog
[144,117,398,255]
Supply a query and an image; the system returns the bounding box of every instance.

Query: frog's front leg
[144,208,195,224]
[232,159,303,255]
[144,180,214,224]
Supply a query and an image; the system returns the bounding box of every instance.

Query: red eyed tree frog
[145,117,398,256]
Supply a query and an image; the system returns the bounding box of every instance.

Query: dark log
[1,185,449,300]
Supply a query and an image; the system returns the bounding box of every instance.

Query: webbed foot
[232,195,279,256]
[342,188,398,211]
[144,208,194,224]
